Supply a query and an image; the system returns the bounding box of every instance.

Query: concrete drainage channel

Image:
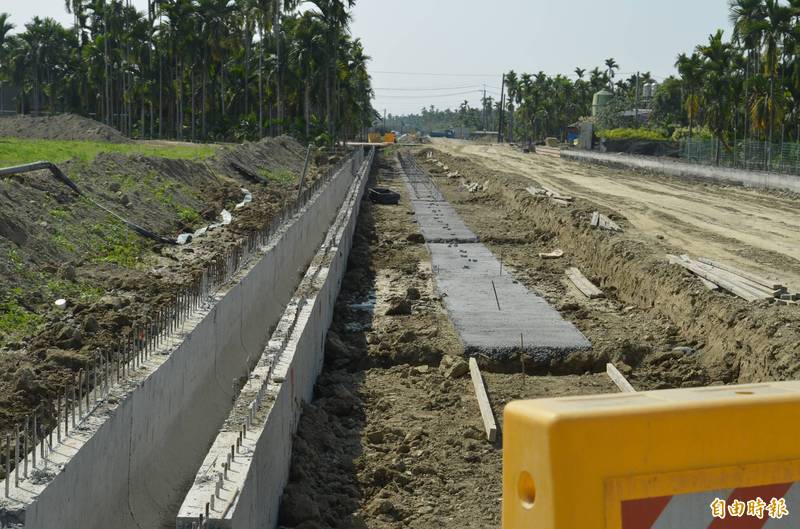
[176,147,374,528]
[0,148,374,529]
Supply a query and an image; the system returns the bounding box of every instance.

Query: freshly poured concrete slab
[410,200,478,243]
[398,151,589,358]
[405,176,443,201]
[428,242,590,357]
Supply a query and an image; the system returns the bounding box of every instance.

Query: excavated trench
[418,147,800,386]
[271,148,800,529]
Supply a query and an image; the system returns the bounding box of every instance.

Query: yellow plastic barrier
[503,382,800,528]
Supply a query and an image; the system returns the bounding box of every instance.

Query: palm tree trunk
[768,71,774,169]
[202,65,207,139]
[274,0,283,135]
[325,68,331,141]
[105,34,111,125]
[191,69,196,142]
[158,52,163,138]
[258,22,263,138]
[304,77,311,139]
[508,103,514,143]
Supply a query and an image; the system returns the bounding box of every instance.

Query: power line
[371,70,501,78]
[375,89,483,99]
[373,85,482,92]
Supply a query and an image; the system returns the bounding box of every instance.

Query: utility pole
[482,84,487,131]
[634,71,640,122]
[498,74,506,143]
[383,108,387,130]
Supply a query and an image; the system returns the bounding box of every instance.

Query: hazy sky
[8,0,734,116]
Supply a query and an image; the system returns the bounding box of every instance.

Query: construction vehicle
[367,131,397,143]
[429,129,455,138]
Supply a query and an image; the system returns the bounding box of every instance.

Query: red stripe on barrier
[706,483,793,529]
[621,495,672,529]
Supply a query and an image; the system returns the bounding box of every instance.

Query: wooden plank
[693,261,775,299]
[666,256,720,291]
[526,186,545,197]
[606,363,636,393]
[590,211,622,232]
[667,255,764,302]
[469,358,498,442]
[539,249,564,259]
[698,277,721,291]
[697,257,784,290]
[542,186,574,201]
[566,267,604,299]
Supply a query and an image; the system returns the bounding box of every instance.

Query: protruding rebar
[22,417,28,478]
[14,425,19,486]
[64,387,70,435]
[70,388,76,428]
[93,363,99,404]
[35,413,42,463]
[77,371,84,417]
[5,432,10,497]
[85,370,90,410]
[57,394,62,443]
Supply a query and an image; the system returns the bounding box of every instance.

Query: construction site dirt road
[432,139,800,291]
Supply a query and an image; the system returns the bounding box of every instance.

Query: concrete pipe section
[398,152,590,358]
[0,149,373,529]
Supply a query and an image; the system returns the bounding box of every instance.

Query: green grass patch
[259,168,296,184]
[178,206,200,225]
[8,249,24,274]
[153,181,178,207]
[0,298,43,339]
[90,221,146,267]
[0,138,218,167]
[50,208,72,221]
[45,278,103,303]
[598,128,668,141]
[52,233,78,253]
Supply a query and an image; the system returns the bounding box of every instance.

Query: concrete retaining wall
[231,149,372,529]
[561,149,800,194]
[11,155,361,529]
[176,148,374,529]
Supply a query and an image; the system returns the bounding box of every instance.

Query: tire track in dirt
[434,140,800,289]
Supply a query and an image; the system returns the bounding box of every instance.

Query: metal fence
[681,138,800,175]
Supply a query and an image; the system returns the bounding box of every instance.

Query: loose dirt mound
[0,113,131,143]
[0,135,311,436]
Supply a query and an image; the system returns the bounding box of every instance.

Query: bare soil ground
[0,114,131,143]
[421,143,800,385]
[0,132,320,437]
[278,152,616,529]
[434,140,800,291]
